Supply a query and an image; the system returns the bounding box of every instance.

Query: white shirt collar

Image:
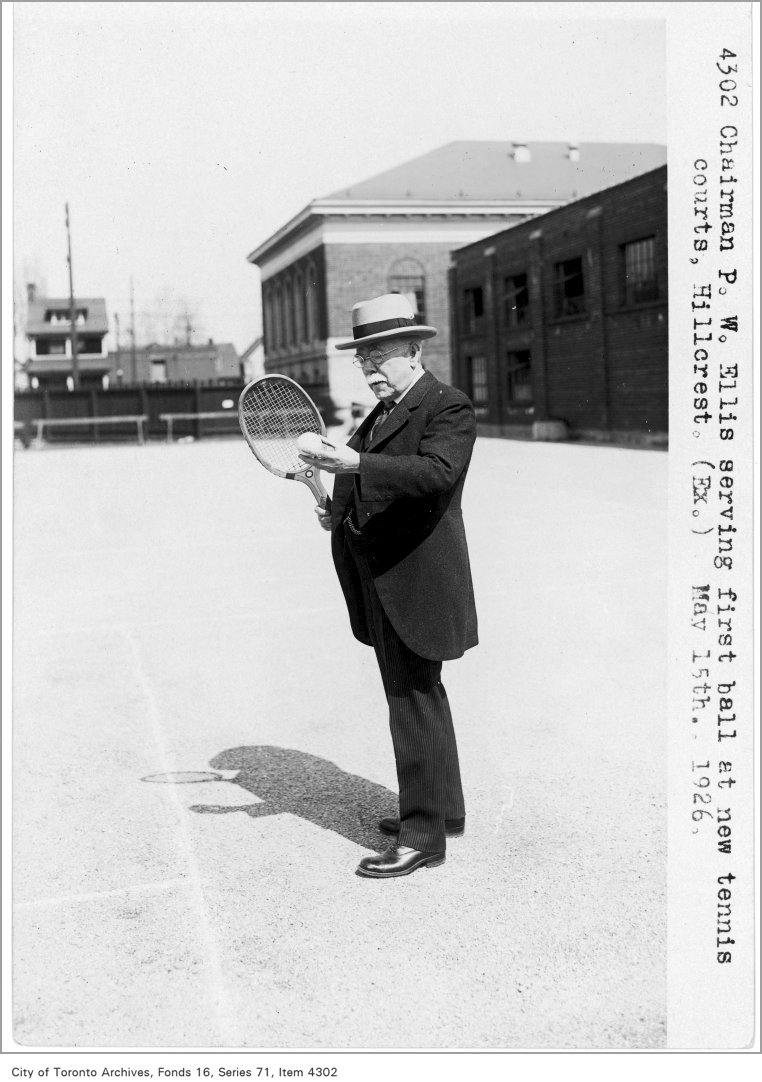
[392,364,426,406]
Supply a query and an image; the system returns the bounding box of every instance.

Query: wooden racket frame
[238,374,329,508]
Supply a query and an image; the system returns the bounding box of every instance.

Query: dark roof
[453,165,668,258]
[27,297,109,336]
[325,141,667,203]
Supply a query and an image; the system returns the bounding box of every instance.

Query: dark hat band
[353,315,417,339]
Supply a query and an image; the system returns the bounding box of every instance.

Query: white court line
[16,876,192,910]
[123,625,242,1045]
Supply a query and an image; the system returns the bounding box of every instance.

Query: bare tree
[138,288,205,346]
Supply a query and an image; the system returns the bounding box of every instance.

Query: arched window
[387,257,427,324]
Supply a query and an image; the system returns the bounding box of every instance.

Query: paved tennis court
[13,434,668,1049]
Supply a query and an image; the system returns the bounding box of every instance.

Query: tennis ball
[297,432,326,456]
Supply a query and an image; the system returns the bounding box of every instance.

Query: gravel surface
[13,435,667,1048]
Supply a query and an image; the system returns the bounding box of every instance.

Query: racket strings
[240,377,322,473]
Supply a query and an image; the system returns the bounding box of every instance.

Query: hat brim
[336,325,437,350]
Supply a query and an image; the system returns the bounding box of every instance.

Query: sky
[11,1,666,354]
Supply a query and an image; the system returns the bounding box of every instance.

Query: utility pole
[130,277,136,383]
[114,313,121,382]
[65,203,79,389]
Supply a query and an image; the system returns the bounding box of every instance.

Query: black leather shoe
[356,845,445,878]
[379,816,465,838]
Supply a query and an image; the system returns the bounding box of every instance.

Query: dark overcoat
[330,370,478,662]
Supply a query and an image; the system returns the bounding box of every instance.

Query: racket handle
[298,469,329,508]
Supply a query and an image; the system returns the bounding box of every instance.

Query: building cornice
[247,197,566,266]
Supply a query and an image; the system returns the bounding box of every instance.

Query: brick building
[246,141,666,420]
[450,166,668,444]
[107,340,240,385]
[25,290,110,388]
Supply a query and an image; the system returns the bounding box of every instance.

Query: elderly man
[300,293,478,878]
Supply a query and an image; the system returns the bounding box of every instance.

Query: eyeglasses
[352,346,403,370]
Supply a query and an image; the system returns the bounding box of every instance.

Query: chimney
[511,143,531,163]
[26,283,36,304]
[568,144,580,162]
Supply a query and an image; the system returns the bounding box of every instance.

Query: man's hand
[299,443,360,474]
[313,506,332,532]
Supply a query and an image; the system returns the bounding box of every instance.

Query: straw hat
[335,293,437,350]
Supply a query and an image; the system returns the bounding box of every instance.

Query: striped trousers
[345,525,466,852]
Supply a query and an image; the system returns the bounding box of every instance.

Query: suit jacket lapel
[348,405,382,452]
[365,370,437,452]
[368,402,409,449]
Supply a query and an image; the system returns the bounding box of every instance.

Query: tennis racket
[238,375,329,508]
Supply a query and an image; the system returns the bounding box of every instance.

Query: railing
[159,410,239,442]
[14,421,31,447]
[32,415,148,445]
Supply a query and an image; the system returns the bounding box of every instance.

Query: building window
[263,290,274,351]
[622,236,659,305]
[388,258,427,325]
[553,256,586,317]
[46,309,86,325]
[284,276,295,346]
[465,354,488,414]
[503,273,530,327]
[294,270,305,344]
[305,263,317,341]
[35,338,67,355]
[79,337,103,354]
[151,359,167,383]
[274,283,284,349]
[463,287,484,334]
[388,276,426,325]
[504,350,533,407]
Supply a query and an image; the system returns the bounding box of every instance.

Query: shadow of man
[189,746,398,851]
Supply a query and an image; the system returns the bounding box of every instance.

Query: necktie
[369,402,394,444]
